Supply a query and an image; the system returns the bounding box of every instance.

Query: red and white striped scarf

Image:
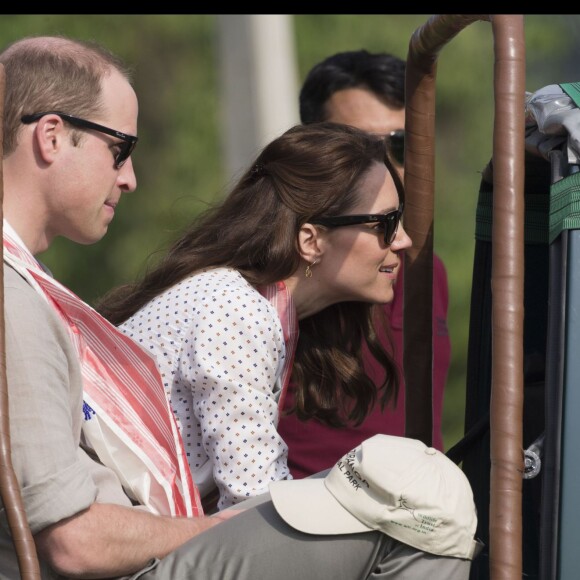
[3,221,202,517]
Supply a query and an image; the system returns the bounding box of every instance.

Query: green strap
[475,155,551,246]
[560,82,580,108]
[550,172,580,243]
[475,174,580,246]
[475,185,550,245]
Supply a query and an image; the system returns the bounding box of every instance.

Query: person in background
[277,49,451,478]
[1,35,475,580]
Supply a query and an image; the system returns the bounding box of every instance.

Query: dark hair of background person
[299,49,405,125]
[97,122,404,427]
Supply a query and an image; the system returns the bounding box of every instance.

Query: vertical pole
[216,14,300,182]
[404,15,526,579]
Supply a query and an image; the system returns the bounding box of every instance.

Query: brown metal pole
[488,15,525,580]
[404,14,525,580]
[404,13,489,446]
[0,63,42,578]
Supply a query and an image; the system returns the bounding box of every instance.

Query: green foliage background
[2,14,579,450]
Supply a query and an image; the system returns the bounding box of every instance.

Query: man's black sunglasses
[385,129,404,166]
[311,205,404,246]
[21,111,138,169]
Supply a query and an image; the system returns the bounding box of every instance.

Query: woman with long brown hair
[97,121,411,510]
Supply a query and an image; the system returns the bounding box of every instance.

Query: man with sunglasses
[1,36,474,580]
[278,49,451,477]
[21,111,138,168]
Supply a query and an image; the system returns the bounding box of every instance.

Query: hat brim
[269,477,372,536]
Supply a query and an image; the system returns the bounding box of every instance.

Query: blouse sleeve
[178,279,291,509]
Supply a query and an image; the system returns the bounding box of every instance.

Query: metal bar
[404,14,526,580]
[488,16,525,580]
[404,14,488,446]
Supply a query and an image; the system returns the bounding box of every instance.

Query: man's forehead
[100,68,138,132]
[325,87,405,136]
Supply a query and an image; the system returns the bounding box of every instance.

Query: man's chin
[70,228,109,246]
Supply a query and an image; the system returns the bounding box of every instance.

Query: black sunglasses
[311,204,404,246]
[385,129,404,166]
[21,111,138,169]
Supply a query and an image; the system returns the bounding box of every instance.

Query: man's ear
[298,222,324,263]
[33,115,66,165]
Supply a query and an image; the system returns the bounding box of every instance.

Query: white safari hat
[270,434,479,560]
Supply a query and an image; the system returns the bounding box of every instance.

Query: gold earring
[305,259,318,278]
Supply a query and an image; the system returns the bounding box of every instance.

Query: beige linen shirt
[0,265,132,579]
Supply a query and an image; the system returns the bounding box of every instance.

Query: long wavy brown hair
[97,122,405,427]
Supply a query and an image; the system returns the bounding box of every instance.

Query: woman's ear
[298,222,324,263]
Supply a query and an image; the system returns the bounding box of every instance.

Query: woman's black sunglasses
[21,111,138,169]
[311,204,404,246]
